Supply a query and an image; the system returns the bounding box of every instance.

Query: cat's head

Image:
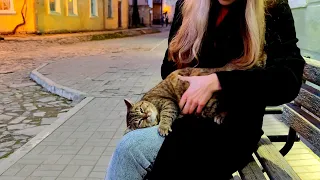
[124,99,158,134]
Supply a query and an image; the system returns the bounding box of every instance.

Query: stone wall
[289,0,320,60]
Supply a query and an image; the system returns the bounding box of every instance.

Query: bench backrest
[281,58,320,155]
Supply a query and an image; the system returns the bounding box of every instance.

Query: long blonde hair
[168,0,267,69]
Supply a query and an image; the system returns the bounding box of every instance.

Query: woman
[106,0,305,179]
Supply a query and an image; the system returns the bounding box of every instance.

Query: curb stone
[2,28,161,45]
[30,63,87,102]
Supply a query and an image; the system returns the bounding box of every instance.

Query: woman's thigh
[106,125,164,180]
[147,116,260,180]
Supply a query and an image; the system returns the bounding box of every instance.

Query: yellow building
[0,0,129,34]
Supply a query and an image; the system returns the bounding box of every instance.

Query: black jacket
[161,0,305,132]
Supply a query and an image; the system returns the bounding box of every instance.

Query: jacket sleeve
[160,0,184,80]
[215,1,306,108]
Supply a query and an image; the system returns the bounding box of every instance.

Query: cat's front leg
[158,121,172,136]
[158,101,179,136]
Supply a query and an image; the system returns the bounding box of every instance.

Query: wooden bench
[231,58,320,180]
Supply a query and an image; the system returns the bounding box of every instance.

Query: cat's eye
[140,107,144,113]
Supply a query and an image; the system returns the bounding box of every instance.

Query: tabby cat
[124,56,266,136]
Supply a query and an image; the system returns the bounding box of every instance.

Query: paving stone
[42,155,62,165]
[89,172,105,178]
[16,164,39,176]
[32,170,61,177]
[37,164,66,171]
[59,165,80,177]
[9,82,37,88]
[0,114,12,121]
[22,111,31,116]
[23,103,34,107]
[74,166,93,178]
[55,155,75,165]
[0,176,26,180]
[37,97,56,103]
[13,126,48,136]
[48,101,63,105]
[25,177,42,180]
[96,156,111,166]
[57,113,66,118]
[33,112,46,117]
[60,109,70,113]
[2,164,25,176]
[0,141,16,149]
[26,106,38,111]
[22,120,32,123]
[0,151,8,157]
[8,124,35,130]
[41,118,57,125]
[9,117,27,124]
[6,113,20,116]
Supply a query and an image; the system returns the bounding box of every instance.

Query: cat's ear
[124,99,133,110]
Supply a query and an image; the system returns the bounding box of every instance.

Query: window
[90,0,98,17]
[0,0,15,14]
[49,0,61,13]
[107,0,112,18]
[67,0,78,15]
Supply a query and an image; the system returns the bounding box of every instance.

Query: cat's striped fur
[124,54,267,136]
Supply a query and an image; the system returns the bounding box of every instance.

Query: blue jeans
[105,126,164,180]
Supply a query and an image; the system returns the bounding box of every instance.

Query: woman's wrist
[208,73,222,92]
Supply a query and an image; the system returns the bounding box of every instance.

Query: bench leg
[280,128,299,156]
[267,128,300,156]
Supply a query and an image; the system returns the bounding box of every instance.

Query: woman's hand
[178,73,221,114]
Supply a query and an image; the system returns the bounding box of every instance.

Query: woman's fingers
[182,99,191,114]
[196,104,205,114]
[179,92,188,109]
[188,101,198,114]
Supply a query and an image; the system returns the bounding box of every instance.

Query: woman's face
[218,0,237,6]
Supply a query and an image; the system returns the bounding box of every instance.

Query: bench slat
[282,103,320,151]
[295,84,320,118]
[304,58,320,86]
[230,172,242,180]
[254,135,301,180]
[239,158,266,180]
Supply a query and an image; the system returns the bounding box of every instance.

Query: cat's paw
[214,112,227,125]
[158,125,172,137]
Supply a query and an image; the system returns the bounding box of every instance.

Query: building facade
[0,0,129,34]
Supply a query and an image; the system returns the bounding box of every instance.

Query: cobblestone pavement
[0,84,73,162]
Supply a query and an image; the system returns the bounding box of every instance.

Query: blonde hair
[168,0,267,69]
